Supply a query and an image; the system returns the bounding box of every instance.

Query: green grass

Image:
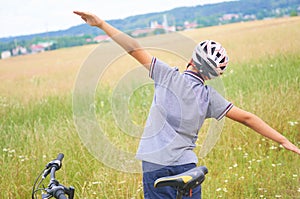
[1,52,299,198]
[1,17,300,198]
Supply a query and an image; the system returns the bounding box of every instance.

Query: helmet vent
[220,57,225,63]
[212,47,216,54]
[203,45,208,54]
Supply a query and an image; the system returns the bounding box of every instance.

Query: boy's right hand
[73,11,103,27]
[281,139,300,156]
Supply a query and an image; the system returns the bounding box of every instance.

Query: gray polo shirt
[136,57,233,166]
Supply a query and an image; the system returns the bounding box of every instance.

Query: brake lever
[42,156,63,179]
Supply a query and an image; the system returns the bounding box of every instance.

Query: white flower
[288,121,298,126]
[292,174,298,178]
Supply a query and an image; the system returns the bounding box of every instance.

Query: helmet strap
[186,59,205,81]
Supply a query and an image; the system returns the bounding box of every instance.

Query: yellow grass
[1,16,300,101]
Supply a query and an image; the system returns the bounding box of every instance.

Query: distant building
[243,14,257,20]
[150,21,176,32]
[220,13,240,21]
[1,51,11,59]
[184,21,198,30]
[12,46,27,56]
[93,35,110,42]
[30,41,55,53]
[132,15,176,37]
[30,44,45,53]
[131,28,154,37]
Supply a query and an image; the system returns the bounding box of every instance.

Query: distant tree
[290,10,298,17]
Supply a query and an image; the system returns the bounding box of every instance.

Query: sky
[0,0,232,38]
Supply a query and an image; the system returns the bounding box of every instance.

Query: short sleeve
[149,57,178,84]
[206,86,233,120]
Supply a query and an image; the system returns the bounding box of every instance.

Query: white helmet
[192,40,229,79]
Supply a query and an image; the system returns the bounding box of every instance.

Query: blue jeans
[142,161,201,199]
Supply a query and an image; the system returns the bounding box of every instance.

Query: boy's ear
[186,59,194,69]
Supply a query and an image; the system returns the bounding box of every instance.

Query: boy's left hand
[73,11,103,27]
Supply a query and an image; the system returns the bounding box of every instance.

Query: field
[1,16,300,198]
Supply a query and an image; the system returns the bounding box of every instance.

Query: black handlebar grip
[56,153,64,162]
[199,166,208,175]
[55,189,67,199]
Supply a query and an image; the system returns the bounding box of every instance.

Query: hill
[1,0,299,42]
[0,0,299,58]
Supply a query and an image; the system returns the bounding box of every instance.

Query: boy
[74,11,300,199]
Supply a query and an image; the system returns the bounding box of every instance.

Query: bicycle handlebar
[56,153,64,162]
[32,153,75,199]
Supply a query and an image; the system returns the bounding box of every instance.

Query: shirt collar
[184,70,205,84]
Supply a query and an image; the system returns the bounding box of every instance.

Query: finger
[73,11,82,16]
[81,16,87,22]
[73,11,88,17]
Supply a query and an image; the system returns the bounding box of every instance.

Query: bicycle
[32,153,75,199]
[154,166,208,199]
[32,153,207,199]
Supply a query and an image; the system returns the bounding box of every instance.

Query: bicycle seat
[154,166,208,190]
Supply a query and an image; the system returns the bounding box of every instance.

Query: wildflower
[275,195,282,198]
[292,174,298,178]
[100,101,105,108]
[288,121,298,126]
[9,149,15,153]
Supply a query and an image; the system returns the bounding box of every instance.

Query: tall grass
[1,17,300,198]
[1,53,299,199]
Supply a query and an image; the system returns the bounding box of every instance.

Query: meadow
[1,16,300,198]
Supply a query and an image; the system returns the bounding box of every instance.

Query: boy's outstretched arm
[73,11,152,70]
[226,106,300,155]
